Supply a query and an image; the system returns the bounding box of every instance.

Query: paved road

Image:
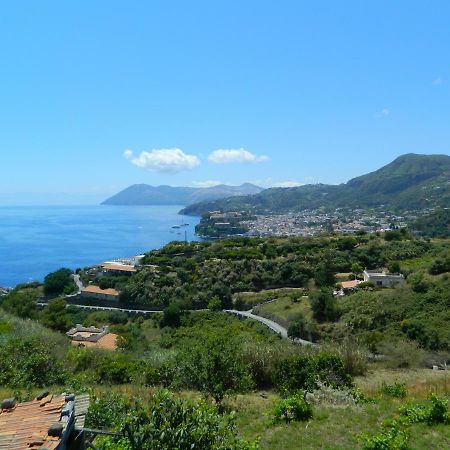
[73,274,84,293]
[37,302,161,315]
[225,309,317,347]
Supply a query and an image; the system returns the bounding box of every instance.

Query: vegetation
[43,267,76,296]
[1,231,450,448]
[411,208,450,238]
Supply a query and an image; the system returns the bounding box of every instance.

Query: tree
[43,268,74,296]
[40,298,72,331]
[0,289,38,319]
[178,335,253,405]
[160,302,182,328]
[387,261,401,273]
[287,315,306,339]
[315,261,336,287]
[309,289,339,323]
[351,262,363,279]
[207,296,222,311]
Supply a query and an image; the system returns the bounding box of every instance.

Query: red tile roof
[0,395,67,450]
[341,280,360,289]
[81,285,120,296]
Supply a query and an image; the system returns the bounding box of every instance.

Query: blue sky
[1,1,449,204]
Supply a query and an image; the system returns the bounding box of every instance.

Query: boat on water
[172,225,181,229]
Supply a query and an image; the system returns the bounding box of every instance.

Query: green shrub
[273,352,353,394]
[95,390,259,450]
[86,392,129,430]
[0,337,67,388]
[380,382,407,399]
[362,421,409,450]
[95,354,137,384]
[272,392,313,423]
[399,393,450,425]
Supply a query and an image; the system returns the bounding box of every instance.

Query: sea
[0,205,201,288]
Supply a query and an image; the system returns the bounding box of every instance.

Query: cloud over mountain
[124,148,200,173]
[208,148,268,164]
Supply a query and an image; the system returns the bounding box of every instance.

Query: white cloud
[124,148,200,173]
[272,181,304,188]
[375,108,390,118]
[208,148,268,164]
[191,180,223,188]
[432,77,443,86]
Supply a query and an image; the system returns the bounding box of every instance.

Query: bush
[272,392,313,423]
[95,390,259,450]
[399,393,450,425]
[273,352,353,394]
[362,421,409,450]
[95,354,137,384]
[0,337,67,388]
[380,382,407,399]
[86,392,129,430]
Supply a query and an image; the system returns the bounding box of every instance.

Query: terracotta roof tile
[0,395,70,450]
[81,285,120,296]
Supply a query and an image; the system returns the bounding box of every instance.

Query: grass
[252,296,312,328]
[234,288,306,310]
[228,368,450,449]
[1,368,449,449]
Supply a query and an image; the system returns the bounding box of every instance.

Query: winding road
[225,309,317,347]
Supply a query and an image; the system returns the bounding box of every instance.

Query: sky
[1,1,449,204]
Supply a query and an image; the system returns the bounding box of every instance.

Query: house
[0,393,85,449]
[66,324,118,350]
[80,285,120,301]
[363,269,405,287]
[341,279,361,291]
[100,263,137,275]
[334,279,361,296]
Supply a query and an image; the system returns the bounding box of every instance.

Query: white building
[363,270,405,287]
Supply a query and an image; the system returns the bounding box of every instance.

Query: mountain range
[180,154,450,215]
[101,183,263,206]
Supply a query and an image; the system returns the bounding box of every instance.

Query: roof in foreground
[0,394,67,450]
[81,285,120,296]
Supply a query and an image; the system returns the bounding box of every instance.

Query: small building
[66,324,118,350]
[80,285,120,301]
[363,269,405,287]
[341,279,361,291]
[334,279,361,296]
[100,263,137,275]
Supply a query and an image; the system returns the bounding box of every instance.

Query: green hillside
[411,208,450,237]
[180,154,450,215]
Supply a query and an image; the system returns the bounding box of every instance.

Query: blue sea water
[0,205,200,287]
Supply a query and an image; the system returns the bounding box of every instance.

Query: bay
[0,205,200,287]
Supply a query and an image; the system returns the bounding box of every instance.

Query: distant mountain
[180,154,450,215]
[101,183,263,206]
